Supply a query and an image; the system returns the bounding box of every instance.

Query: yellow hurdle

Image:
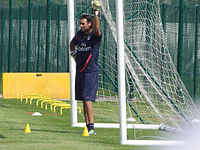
[60,105,71,115]
[50,101,67,111]
[29,96,45,105]
[36,97,51,107]
[16,93,81,116]
[78,107,83,114]
[40,99,56,109]
[53,103,70,112]
[17,93,44,104]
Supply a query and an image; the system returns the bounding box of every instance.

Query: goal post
[67,0,77,127]
[69,0,200,146]
[116,0,127,145]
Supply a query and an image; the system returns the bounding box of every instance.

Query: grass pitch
[0,98,151,150]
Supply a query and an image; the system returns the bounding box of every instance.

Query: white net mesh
[74,0,200,141]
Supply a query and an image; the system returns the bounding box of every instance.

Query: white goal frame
[68,0,181,146]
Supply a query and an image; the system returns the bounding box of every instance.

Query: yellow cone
[24,123,31,133]
[82,126,89,136]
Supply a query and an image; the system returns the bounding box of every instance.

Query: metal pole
[57,5,61,72]
[18,7,22,72]
[177,0,184,78]
[68,0,77,127]
[37,6,41,72]
[194,5,199,102]
[45,0,51,72]
[1,8,5,76]
[161,3,167,33]
[8,0,13,72]
[103,16,107,89]
[116,0,127,145]
[26,0,32,72]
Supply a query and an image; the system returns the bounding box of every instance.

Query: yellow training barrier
[3,73,70,99]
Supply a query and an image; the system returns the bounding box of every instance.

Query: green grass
[0,99,151,150]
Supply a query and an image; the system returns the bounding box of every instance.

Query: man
[70,1,101,134]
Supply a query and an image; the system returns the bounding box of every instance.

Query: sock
[86,124,89,130]
[88,123,94,131]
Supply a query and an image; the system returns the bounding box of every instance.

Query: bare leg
[83,101,94,124]
[83,102,89,124]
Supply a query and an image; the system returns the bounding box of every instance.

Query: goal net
[71,0,200,145]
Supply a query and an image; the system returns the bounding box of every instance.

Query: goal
[68,0,200,145]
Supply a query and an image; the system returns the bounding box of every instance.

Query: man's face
[80,18,92,33]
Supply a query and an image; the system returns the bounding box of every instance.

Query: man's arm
[70,40,77,60]
[91,0,101,37]
[93,13,101,37]
[70,40,75,52]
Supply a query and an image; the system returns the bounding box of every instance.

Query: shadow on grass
[0,121,68,127]
[7,128,77,134]
[31,129,76,134]
[0,133,6,138]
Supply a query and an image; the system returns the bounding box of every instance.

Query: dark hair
[80,14,93,25]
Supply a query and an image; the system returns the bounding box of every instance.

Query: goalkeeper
[70,0,101,134]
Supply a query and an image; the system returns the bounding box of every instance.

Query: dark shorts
[75,71,98,102]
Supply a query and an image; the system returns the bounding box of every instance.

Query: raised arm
[91,0,101,37]
[93,12,101,37]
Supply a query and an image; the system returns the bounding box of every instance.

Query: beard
[81,27,92,34]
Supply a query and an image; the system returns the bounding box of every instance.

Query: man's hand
[91,0,101,11]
